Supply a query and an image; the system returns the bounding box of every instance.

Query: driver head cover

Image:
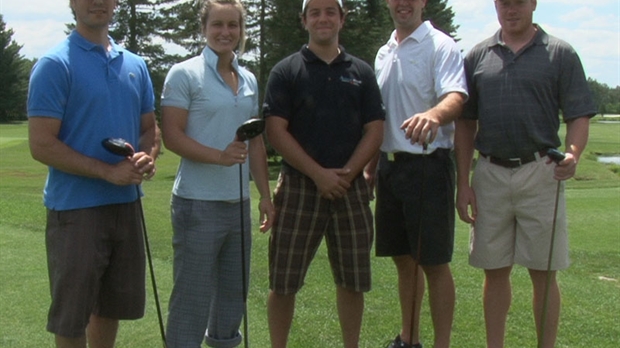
[302,0,343,12]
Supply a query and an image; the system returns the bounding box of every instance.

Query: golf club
[538,148,566,348]
[101,138,167,348]
[408,142,428,347]
[234,118,265,348]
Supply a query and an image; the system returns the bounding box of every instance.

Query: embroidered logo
[340,76,362,87]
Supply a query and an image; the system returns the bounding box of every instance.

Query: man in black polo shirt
[262,0,384,346]
[454,0,597,347]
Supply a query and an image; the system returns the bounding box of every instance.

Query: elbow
[161,133,179,155]
[29,139,48,164]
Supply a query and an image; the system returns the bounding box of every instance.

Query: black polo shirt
[263,45,385,168]
[463,26,597,159]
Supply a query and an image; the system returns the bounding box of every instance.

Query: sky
[1,0,619,87]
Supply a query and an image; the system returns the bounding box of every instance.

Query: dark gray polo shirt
[463,25,597,159]
[263,45,385,169]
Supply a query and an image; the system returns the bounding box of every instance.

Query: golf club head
[547,148,566,164]
[236,118,265,141]
[102,138,135,157]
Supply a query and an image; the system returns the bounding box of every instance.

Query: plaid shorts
[269,167,374,295]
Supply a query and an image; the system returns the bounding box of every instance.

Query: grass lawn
[0,119,618,347]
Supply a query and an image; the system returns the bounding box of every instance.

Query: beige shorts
[469,154,569,271]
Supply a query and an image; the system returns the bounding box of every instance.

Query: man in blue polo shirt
[27,0,159,347]
[455,0,596,347]
[262,0,385,346]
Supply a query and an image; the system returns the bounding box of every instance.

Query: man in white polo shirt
[365,0,467,347]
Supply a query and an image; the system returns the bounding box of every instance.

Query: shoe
[384,335,423,348]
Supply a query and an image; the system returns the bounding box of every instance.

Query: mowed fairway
[0,121,618,347]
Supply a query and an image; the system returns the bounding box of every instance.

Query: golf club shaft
[239,164,249,348]
[538,179,561,348]
[135,186,167,348]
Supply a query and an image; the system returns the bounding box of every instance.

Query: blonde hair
[200,0,247,55]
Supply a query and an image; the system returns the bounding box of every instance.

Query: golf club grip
[547,148,565,164]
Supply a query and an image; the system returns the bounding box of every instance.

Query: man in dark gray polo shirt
[454,0,596,347]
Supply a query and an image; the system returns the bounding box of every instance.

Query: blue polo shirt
[28,30,155,210]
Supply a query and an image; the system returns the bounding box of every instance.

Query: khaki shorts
[469,155,569,271]
[45,202,145,337]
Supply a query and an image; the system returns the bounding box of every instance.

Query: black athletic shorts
[374,149,455,265]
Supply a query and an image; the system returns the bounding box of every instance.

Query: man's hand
[401,110,441,146]
[132,151,156,180]
[258,198,276,233]
[312,168,351,200]
[456,185,477,224]
[548,152,577,181]
[363,167,377,200]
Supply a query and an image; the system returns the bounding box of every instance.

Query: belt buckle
[387,153,395,162]
[508,157,522,167]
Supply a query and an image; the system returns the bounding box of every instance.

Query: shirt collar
[69,30,122,59]
[387,20,433,48]
[202,46,240,71]
[489,24,549,49]
[301,44,351,65]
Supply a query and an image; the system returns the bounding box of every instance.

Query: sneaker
[384,335,423,348]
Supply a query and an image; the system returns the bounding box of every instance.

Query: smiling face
[70,0,117,33]
[494,0,537,37]
[302,0,345,47]
[203,2,242,57]
[386,0,426,36]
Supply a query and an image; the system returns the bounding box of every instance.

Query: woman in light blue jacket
[161,1,274,347]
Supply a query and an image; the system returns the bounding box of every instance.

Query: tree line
[1,1,619,123]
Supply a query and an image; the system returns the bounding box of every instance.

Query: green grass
[0,120,619,347]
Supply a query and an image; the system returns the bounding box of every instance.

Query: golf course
[0,120,618,347]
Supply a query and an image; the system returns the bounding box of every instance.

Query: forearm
[564,117,590,162]
[138,112,160,159]
[343,120,383,180]
[265,118,324,178]
[29,117,111,180]
[454,118,477,187]
[364,152,380,177]
[249,137,272,199]
[432,92,467,126]
[161,106,222,164]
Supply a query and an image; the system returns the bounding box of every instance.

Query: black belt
[386,148,450,162]
[480,150,547,168]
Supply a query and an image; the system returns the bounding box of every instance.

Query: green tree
[0,14,29,122]
[109,0,193,120]
[588,78,620,116]
[423,0,460,38]
[257,0,460,87]
[58,0,461,124]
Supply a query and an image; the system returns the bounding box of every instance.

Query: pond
[598,156,620,165]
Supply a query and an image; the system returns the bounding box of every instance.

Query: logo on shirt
[340,76,362,87]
